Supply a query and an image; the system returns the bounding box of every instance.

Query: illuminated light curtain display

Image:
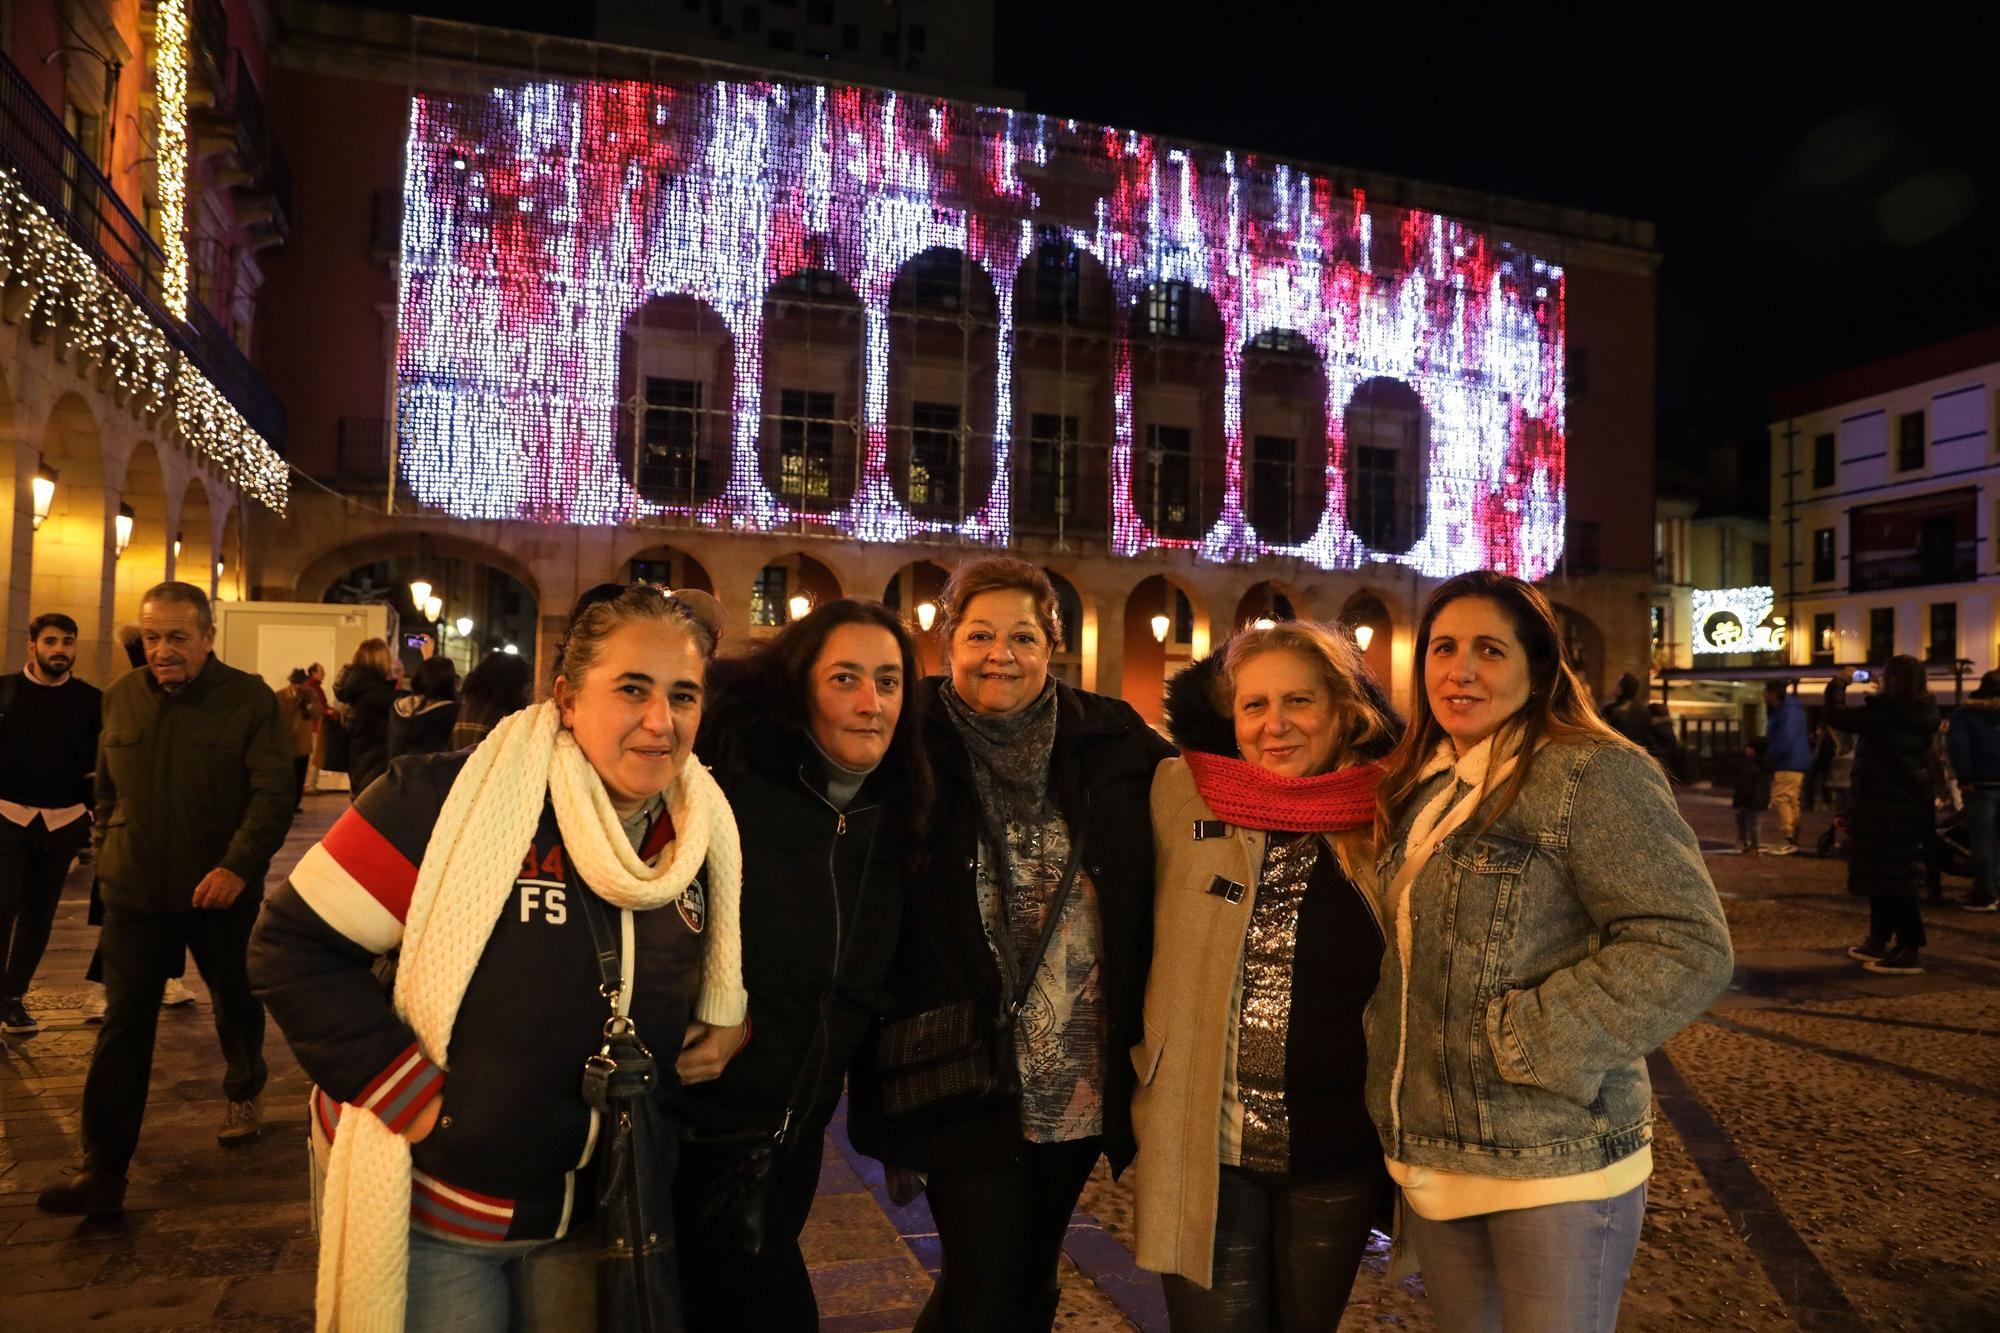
[398,77,1566,576]
[153,0,191,319]
[1691,587,1785,654]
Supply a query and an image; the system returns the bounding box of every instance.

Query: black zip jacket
[388,695,462,760]
[849,678,1172,1175]
[679,721,906,1134]
[334,665,398,794]
[249,750,710,1241]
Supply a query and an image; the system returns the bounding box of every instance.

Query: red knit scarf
[1181,749,1383,833]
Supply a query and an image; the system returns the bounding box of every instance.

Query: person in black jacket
[1833,654,1942,975]
[333,637,398,798]
[850,556,1173,1333]
[387,657,460,759]
[676,597,932,1332]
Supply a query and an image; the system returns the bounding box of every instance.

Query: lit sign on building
[396,76,1567,575]
[1691,587,1786,655]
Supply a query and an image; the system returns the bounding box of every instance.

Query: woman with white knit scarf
[1368,572,1731,1333]
[251,586,747,1332]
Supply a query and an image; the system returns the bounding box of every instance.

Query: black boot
[37,1168,127,1216]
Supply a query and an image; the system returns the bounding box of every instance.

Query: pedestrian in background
[302,662,330,794]
[850,556,1173,1333]
[1761,681,1810,855]
[275,668,323,813]
[1599,672,1653,749]
[450,651,535,751]
[677,598,931,1333]
[1371,571,1732,1333]
[1726,737,1772,854]
[1947,668,2000,913]
[0,613,102,1035]
[387,657,459,760]
[1133,623,1400,1331]
[37,582,295,1216]
[333,637,398,798]
[1833,655,1941,974]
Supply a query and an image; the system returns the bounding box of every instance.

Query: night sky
[992,16,1999,465]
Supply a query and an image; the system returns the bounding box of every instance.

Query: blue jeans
[1403,1184,1646,1333]
[404,1227,596,1332]
[1968,787,2000,905]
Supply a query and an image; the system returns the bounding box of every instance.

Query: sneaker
[161,978,197,1007]
[1864,946,1924,975]
[80,982,106,1024]
[1763,844,1798,857]
[1847,936,1890,962]
[1,998,37,1034]
[36,1168,126,1216]
[218,1098,263,1147]
[1964,898,1998,913]
[1715,846,1743,855]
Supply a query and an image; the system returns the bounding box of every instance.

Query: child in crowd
[1730,736,1773,854]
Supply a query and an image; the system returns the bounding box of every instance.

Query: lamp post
[1150,613,1171,643]
[114,503,135,556]
[31,464,57,530]
[787,593,812,623]
[916,600,938,632]
[1353,623,1375,652]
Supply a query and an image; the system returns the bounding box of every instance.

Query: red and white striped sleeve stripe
[289,806,420,954]
[354,1039,445,1134]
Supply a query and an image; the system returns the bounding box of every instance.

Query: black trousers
[291,756,309,810]
[676,1124,829,1333]
[1870,896,1928,950]
[1161,1161,1388,1332]
[914,1136,1103,1333]
[81,896,269,1176]
[0,815,89,998]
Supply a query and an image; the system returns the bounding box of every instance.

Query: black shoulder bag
[577,892,682,1333]
[872,831,1085,1119]
[678,809,883,1257]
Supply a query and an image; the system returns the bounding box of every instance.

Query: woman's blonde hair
[1219,619,1402,890]
[1377,571,1630,842]
[349,637,394,678]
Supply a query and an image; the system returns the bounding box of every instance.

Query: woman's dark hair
[699,597,933,856]
[1879,654,1927,700]
[287,667,309,685]
[457,652,535,732]
[410,656,458,702]
[1378,570,1630,840]
[555,583,721,687]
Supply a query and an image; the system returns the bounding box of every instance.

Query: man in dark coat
[1829,656,1941,974]
[38,582,296,1216]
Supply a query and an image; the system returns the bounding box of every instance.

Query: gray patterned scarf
[939,676,1061,868]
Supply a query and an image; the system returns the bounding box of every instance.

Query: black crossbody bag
[577,892,683,1333]
[873,832,1084,1119]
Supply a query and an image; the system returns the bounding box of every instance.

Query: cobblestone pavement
[3,789,1995,1329]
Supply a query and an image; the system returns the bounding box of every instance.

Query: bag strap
[577,883,626,1017]
[1004,829,1086,1021]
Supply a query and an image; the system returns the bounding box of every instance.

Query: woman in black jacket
[851,556,1173,1333]
[333,637,398,798]
[387,657,460,759]
[676,598,931,1332]
[1833,654,1942,974]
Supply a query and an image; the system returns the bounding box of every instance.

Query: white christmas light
[1691,587,1785,655]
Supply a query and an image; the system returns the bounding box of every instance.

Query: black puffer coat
[680,717,910,1134]
[333,664,397,795]
[1829,694,1941,900]
[849,678,1173,1175]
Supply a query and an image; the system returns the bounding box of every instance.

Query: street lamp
[408,578,434,609]
[31,464,57,530]
[114,503,135,556]
[455,616,474,638]
[916,600,938,632]
[1353,623,1375,652]
[1150,613,1171,643]
[423,594,443,623]
[173,531,183,559]
[501,643,519,655]
[1251,617,1276,631]
[787,593,812,622]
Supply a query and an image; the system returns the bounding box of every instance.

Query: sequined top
[975,812,1107,1143]
[1226,833,1321,1172]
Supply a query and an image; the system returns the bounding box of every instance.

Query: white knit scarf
[314,701,745,1332]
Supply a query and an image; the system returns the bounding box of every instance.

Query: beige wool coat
[1128,757,1384,1286]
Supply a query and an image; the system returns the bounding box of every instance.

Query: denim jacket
[1366,738,1732,1178]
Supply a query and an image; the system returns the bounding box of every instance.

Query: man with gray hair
[38,582,295,1216]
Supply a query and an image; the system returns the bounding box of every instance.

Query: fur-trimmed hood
[1162,646,1403,760]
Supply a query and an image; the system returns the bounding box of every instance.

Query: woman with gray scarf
[850,556,1173,1333]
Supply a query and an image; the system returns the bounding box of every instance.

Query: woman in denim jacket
[1368,572,1733,1332]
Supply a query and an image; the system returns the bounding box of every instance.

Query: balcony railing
[0,47,285,447]
[1850,541,1977,593]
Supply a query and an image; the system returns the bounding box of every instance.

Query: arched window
[1343,377,1429,554]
